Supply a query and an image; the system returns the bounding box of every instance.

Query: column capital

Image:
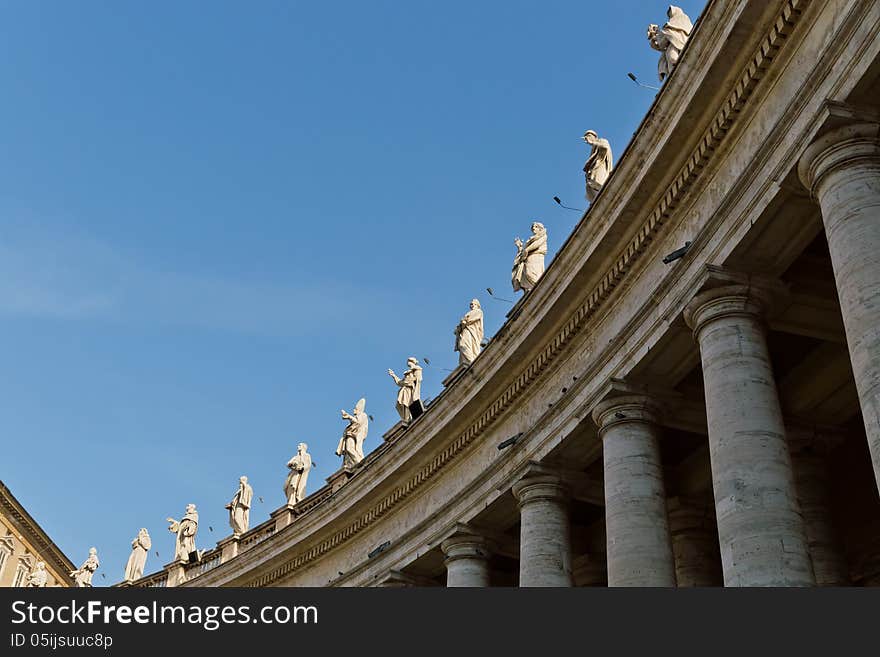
[798,121,880,194]
[510,464,567,506]
[684,284,776,338]
[592,394,663,434]
[441,528,493,564]
[682,267,788,338]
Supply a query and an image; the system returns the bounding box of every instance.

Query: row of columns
[438,474,575,587]
[438,289,849,587]
[431,121,878,587]
[436,382,851,588]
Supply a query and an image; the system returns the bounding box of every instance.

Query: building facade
[129,0,880,588]
[1,481,75,587]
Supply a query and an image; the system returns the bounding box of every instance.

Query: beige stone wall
[0,512,71,588]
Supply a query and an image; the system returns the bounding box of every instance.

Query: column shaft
[788,434,849,586]
[512,474,572,587]
[594,396,676,586]
[685,286,815,586]
[441,534,491,587]
[667,497,723,587]
[799,123,880,493]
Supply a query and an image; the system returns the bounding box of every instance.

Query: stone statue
[26,561,48,588]
[337,399,369,468]
[285,442,312,505]
[454,299,484,365]
[70,548,99,587]
[512,222,548,293]
[583,131,613,202]
[388,358,424,423]
[647,5,693,81]
[123,528,151,582]
[167,504,199,563]
[226,476,253,535]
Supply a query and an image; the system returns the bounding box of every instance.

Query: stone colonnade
[431,122,879,587]
[799,122,880,492]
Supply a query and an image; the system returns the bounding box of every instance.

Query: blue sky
[0,1,704,584]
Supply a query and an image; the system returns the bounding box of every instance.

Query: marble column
[441,532,492,587]
[593,395,676,586]
[685,285,815,586]
[799,122,880,493]
[667,497,723,587]
[512,471,572,587]
[787,428,849,586]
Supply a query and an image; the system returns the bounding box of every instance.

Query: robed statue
[285,442,312,505]
[583,130,613,203]
[337,399,369,468]
[167,504,199,563]
[70,548,100,587]
[123,528,151,582]
[226,476,253,535]
[512,222,548,293]
[647,5,693,81]
[26,562,48,588]
[388,358,423,423]
[454,299,484,365]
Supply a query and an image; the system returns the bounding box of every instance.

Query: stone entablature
[0,481,75,587]
[126,0,880,588]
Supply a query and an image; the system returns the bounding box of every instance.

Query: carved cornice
[240,0,810,587]
[0,482,75,582]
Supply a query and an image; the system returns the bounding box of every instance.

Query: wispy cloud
[0,231,387,337]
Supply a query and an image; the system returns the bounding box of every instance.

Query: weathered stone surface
[685,285,814,586]
[593,395,676,586]
[512,470,572,587]
[799,122,880,494]
[667,497,722,587]
[787,427,849,586]
[441,528,492,587]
